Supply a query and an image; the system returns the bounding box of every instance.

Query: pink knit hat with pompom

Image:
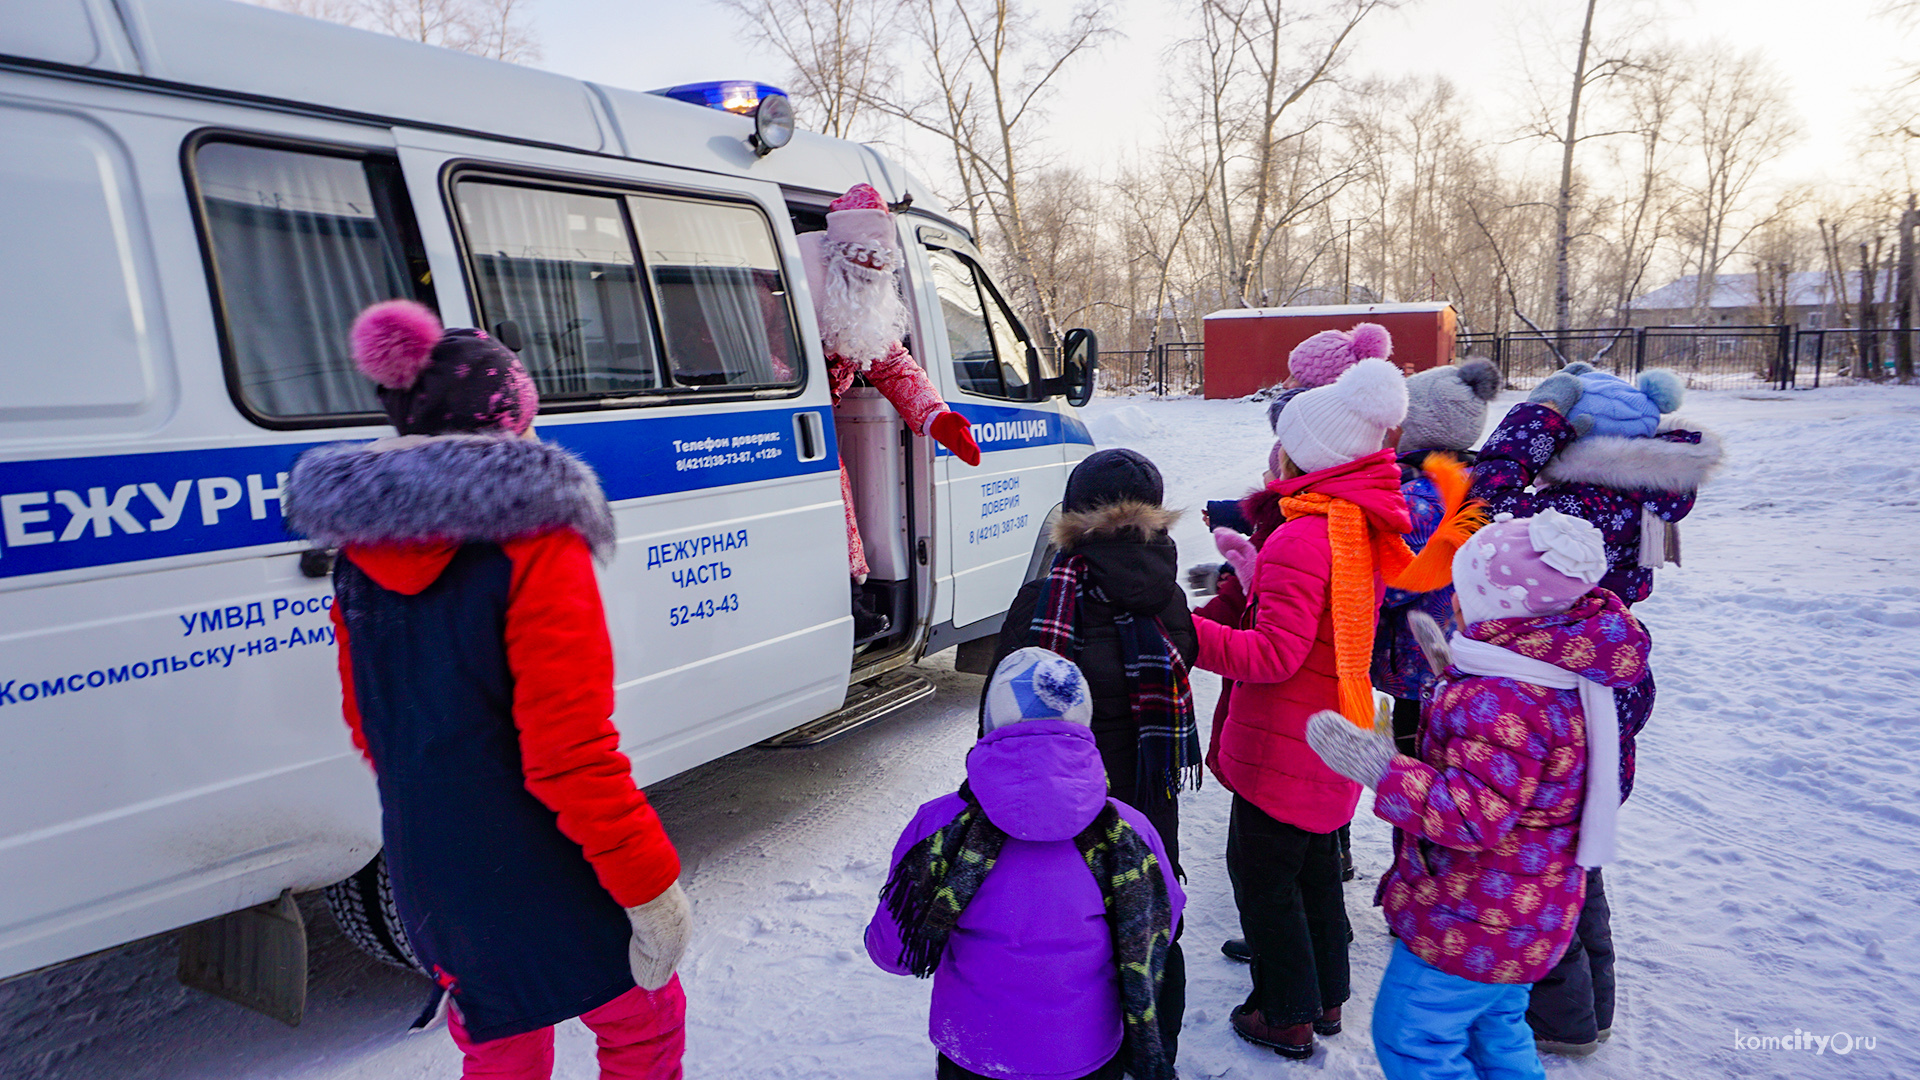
[349,300,538,436]
[1287,322,1393,388]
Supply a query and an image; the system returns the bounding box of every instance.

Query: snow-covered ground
[3,386,1916,1079]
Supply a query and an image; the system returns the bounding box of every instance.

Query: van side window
[455,182,660,396]
[628,195,801,387]
[192,140,434,423]
[925,247,1048,400]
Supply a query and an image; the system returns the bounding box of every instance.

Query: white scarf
[1448,635,1618,868]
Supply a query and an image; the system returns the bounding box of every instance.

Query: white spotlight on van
[650,80,796,156]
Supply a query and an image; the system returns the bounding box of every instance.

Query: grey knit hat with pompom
[1398,358,1501,453]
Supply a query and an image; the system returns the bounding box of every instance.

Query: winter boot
[1536,1037,1600,1057]
[1220,938,1252,963]
[852,582,890,640]
[1314,1006,1342,1037]
[1231,1005,1313,1060]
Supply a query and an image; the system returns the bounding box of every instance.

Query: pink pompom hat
[1287,322,1393,388]
[349,300,538,436]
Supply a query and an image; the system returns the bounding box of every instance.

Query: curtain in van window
[628,196,798,387]
[456,183,658,396]
[196,143,409,418]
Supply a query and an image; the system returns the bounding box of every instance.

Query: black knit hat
[1063,448,1164,512]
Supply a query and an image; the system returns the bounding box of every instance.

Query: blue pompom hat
[1567,368,1684,438]
[983,647,1093,732]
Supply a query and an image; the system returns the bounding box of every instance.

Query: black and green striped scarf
[879,784,1176,1080]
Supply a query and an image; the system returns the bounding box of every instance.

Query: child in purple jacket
[1306,510,1651,1080]
[867,648,1184,1080]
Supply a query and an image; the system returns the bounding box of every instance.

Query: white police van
[0,0,1095,1013]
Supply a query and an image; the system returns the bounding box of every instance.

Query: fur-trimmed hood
[285,435,616,559]
[1536,425,1725,493]
[1050,500,1180,549]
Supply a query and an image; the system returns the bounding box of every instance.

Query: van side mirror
[1061,328,1097,407]
[492,319,526,353]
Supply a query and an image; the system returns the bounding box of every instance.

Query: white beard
[817,243,910,368]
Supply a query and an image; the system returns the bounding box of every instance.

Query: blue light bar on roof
[650,81,789,116]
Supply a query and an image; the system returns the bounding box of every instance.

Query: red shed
[1201,302,1458,399]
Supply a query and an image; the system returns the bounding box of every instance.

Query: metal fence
[1790,328,1920,387]
[1097,342,1205,395]
[1093,324,1918,398]
[1454,325,1916,390]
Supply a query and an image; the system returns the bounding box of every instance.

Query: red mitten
[929,411,981,466]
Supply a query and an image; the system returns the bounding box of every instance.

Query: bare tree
[242,0,541,62]
[1595,44,1684,325]
[868,0,1115,339]
[1513,0,1641,332]
[716,0,900,139]
[1183,0,1394,308]
[1676,45,1800,317]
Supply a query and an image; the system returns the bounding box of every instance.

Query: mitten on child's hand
[626,880,692,990]
[1187,563,1223,596]
[929,410,981,466]
[1306,710,1396,788]
[1528,372,1584,416]
[1214,527,1258,585]
[1407,610,1453,675]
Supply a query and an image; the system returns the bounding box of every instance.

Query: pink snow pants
[447,977,686,1080]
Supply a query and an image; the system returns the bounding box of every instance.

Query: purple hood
[968,719,1109,841]
[867,721,1183,1079]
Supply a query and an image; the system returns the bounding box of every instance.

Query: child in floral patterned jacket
[1306,509,1651,1080]
[1472,363,1722,1054]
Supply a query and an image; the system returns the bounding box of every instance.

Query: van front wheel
[322,852,426,974]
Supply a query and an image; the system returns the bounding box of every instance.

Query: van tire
[322,852,426,974]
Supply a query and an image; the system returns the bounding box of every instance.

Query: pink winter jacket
[1193,450,1411,833]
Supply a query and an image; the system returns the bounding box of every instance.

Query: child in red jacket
[287,301,691,1080]
[1191,357,1412,1060]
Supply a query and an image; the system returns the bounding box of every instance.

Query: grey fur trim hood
[1051,500,1181,549]
[285,435,617,560]
[1537,426,1725,492]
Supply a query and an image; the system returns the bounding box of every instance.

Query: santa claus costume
[798,185,981,635]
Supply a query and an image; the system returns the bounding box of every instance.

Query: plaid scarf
[1029,553,1201,799]
[879,786,1177,1080]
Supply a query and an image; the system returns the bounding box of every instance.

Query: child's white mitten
[1407,610,1453,674]
[1187,563,1223,596]
[1306,711,1397,789]
[626,880,692,990]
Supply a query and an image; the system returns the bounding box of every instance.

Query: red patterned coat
[1371,590,1650,983]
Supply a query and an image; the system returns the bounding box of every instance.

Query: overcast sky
[533,0,1914,201]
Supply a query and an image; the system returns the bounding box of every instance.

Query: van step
[759,670,936,748]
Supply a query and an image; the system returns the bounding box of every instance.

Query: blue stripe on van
[934,403,1094,457]
[0,407,836,580]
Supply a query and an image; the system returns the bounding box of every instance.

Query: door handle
[793,410,827,462]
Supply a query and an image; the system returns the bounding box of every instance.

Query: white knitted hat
[1271,357,1410,473]
[982,647,1093,733]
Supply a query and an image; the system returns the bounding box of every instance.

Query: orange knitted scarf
[1281,455,1488,729]
[1280,493,1413,728]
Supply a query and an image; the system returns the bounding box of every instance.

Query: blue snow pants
[1373,940,1545,1080]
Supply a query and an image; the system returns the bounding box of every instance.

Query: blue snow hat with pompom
[983,647,1093,733]
[1567,367,1684,438]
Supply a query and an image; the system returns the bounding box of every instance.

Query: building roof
[1632,272,1894,311]
[1205,301,1454,321]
